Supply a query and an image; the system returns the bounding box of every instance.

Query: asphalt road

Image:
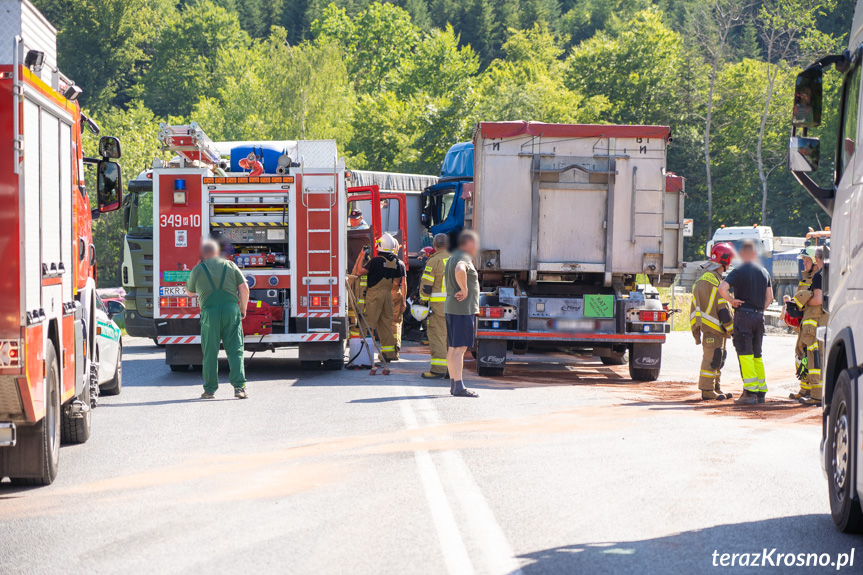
[1,332,860,574]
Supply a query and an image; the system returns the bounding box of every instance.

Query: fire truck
[154,125,350,369]
[0,0,123,484]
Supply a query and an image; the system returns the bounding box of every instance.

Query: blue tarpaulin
[439,142,473,180]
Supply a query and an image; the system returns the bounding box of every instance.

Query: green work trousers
[199,265,246,393]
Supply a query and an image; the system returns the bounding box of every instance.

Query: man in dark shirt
[718,240,774,404]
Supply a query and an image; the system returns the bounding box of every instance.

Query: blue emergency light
[173,178,187,205]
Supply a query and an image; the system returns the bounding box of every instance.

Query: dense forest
[32,0,850,284]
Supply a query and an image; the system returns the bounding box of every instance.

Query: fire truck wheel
[323,359,344,370]
[629,365,660,381]
[101,345,123,396]
[9,346,61,485]
[61,365,92,445]
[170,364,191,372]
[477,366,505,377]
[300,360,322,370]
[152,339,166,348]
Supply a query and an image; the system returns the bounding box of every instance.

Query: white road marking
[400,399,476,575]
[400,386,524,575]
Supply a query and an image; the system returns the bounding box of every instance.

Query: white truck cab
[788,0,863,533]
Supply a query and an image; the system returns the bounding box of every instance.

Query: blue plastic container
[230,144,286,174]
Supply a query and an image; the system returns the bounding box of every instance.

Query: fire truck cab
[154,124,348,369]
[0,0,123,484]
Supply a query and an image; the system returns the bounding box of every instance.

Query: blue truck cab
[423,142,473,241]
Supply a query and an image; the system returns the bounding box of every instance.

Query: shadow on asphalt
[348,394,443,403]
[515,515,860,574]
[100,398,234,407]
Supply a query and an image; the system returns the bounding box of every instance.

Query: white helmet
[376,232,399,254]
[410,304,431,322]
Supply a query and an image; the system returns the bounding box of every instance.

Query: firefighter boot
[789,388,811,400]
[714,383,733,400]
[701,390,724,401]
[422,371,448,380]
[734,390,759,405]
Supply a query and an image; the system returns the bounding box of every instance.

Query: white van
[788,0,863,533]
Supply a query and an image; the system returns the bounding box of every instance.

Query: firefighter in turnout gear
[356,233,406,362]
[349,248,371,339]
[787,247,817,400]
[691,243,736,400]
[419,234,450,379]
[790,247,827,405]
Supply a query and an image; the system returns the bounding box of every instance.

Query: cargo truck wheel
[9,346,61,486]
[827,370,863,533]
[61,360,92,445]
[629,343,661,381]
[169,364,190,372]
[323,359,343,370]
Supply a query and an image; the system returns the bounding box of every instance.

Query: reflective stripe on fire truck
[156,333,341,345]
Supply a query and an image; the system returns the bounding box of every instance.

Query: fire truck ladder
[301,157,339,334]
[158,122,221,167]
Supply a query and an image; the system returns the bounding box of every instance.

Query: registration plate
[159,286,186,297]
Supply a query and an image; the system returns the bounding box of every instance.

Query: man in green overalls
[186,239,250,399]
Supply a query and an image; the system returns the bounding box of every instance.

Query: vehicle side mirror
[106,300,125,318]
[789,137,821,172]
[97,160,122,213]
[792,68,823,128]
[99,136,122,159]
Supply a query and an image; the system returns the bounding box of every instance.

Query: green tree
[476,24,610,123]
[84,102,164,287]
[143,0,250,118]
[312,2,420,93]
[565,9,686,126]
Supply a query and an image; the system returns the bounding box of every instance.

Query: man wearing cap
[186,239,250,399]
[786,246,817,400]
[419,233,450,379]
[348,208,369,230]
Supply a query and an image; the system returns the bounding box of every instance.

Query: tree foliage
[32,0,851,281]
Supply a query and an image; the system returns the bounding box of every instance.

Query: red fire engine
[0,0,123,484]
[154,124,349,369]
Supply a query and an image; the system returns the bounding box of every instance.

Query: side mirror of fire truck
[96,160,122,213]
[98,136,122,159]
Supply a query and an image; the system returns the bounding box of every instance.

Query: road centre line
[399,397,475,575]
[400,386,524,575]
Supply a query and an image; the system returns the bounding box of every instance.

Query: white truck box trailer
[470,122,685,380]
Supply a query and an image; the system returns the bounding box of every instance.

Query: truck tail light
[478,306,505,318]
[160,297,198,308]
[0,340,21,367]
[160,297,168,308]
[311,296,321,307]
[638,310,668,322]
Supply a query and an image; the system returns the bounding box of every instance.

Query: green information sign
[584,294,615,318]
[164,270,191,283]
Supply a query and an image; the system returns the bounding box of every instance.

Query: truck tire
[100,345,123,396]
[61,360,92,445]
[170,364,190,372]
[629,344,661,381]
[477,366,505,377]
[8,346,61,485]
[323,359,343,370]
[827,370,863,533]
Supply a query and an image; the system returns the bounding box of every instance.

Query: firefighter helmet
[798,246,817,261]
[709,242,735,267]
[410,304,431,321]
[376,232,398,254]
[420,246,435,260]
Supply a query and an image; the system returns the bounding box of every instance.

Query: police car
[95,293,124,396]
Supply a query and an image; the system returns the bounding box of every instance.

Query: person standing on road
[786,247,817,400]
[356,233,404,363]
[691,243,736,401]
[391,244,408,359]
[445,230,480,398]
[186,239,250,399]
[718,240,773,405]
[419,233,450,380]
[791,247,827,406]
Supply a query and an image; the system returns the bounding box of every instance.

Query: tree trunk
[704,59,718,233]
[756,66,778,225]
